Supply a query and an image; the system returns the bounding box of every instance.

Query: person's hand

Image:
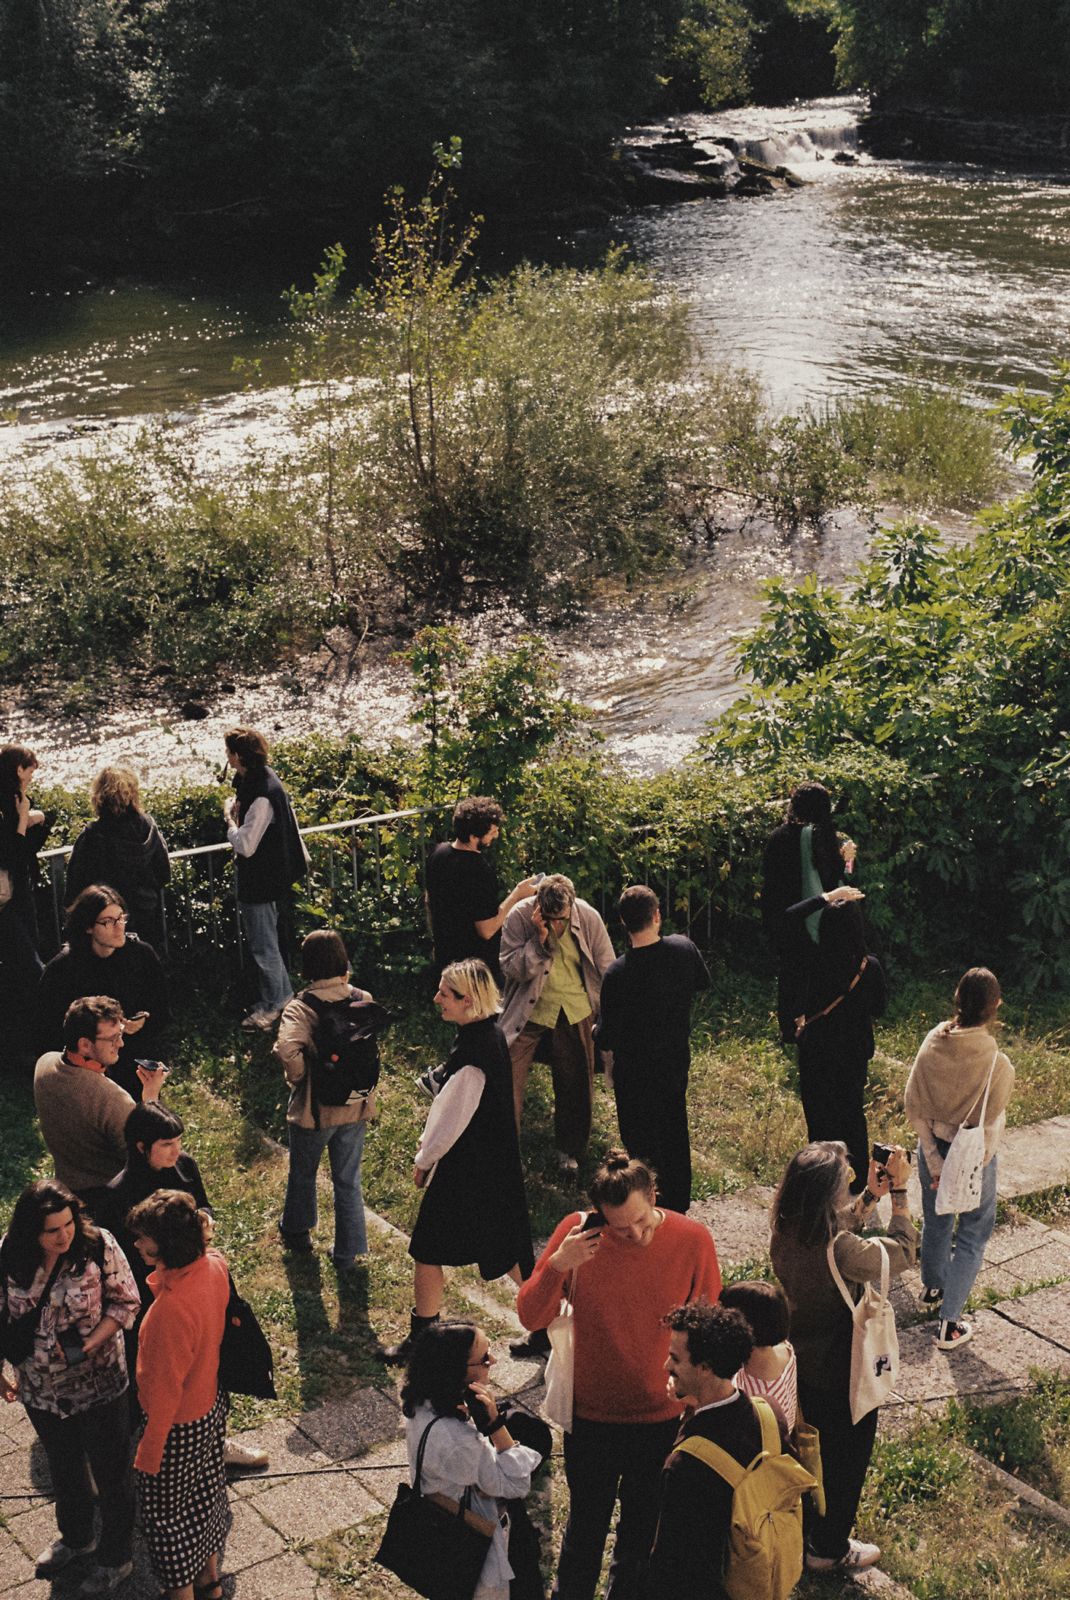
[926,1156,943,1190]
[549,1221,603,1275]
[0,1369,17,1403]
[466,1380,499,1428]
[27,808,45,828]
[223,796,238,824]
[867,1157,891,1198]
[511,876,540,906]
[824,885,864,905]
[531,904,551,945]
[124,1014,148,1036]
[13,790,29,833]
[136,1063,169,1102]
[885,1147,910,1190]
[413,1165,429,1188]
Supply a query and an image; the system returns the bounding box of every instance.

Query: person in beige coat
[905,966,1014,1352]
[273,931,377,1271]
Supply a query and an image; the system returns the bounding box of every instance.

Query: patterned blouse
[0,1228,141,1416]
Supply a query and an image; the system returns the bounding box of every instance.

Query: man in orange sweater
[516,1149,721,1600]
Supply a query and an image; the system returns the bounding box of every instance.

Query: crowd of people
[0,738,1018,1600]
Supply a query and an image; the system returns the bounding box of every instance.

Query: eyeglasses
[467,1351,492,1367]
[94,1028,125,1046]
[95,913,128,929]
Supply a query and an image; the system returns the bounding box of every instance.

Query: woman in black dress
[385,958,533,1365]
[787,887,886,1192]
[0,745,49,1037]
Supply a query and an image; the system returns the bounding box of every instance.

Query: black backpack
[303,991,389,1126]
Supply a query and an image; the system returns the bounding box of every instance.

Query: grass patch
[946,1374,1070,1506]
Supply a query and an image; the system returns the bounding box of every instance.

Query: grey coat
[498,895,616,1044]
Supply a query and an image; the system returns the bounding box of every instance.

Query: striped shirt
[735,1341,798,1431]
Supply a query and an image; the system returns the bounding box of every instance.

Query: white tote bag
[542,1272,575,1432]
[934,1049,998,1216]
[827,1235,900,1424]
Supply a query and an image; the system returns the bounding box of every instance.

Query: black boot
[383,1309,439,1366]
[509,1327,551,1360]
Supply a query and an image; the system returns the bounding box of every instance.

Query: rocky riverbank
[862,100,1070,174]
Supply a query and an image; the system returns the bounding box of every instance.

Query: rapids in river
[3,96,1069,785]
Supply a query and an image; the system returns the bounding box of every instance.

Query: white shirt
[416,1065,485,1174]
[227,797,272,857]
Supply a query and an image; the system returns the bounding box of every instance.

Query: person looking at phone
[34,997,168,1204]
[0,1179,140,1598]
[36,884,170,1100]
[517,1150,721,1600]
[500,874,615,1175]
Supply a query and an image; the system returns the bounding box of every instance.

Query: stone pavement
[3,1118,1070,1600]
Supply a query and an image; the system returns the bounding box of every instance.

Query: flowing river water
[4,95,1070,785]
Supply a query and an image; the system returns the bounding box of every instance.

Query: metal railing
[38,806,444,964]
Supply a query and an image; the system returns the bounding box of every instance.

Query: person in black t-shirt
[424,797,538,978]
[595,886,710,1213]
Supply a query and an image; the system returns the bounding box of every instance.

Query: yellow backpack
[672,1397,816,1600]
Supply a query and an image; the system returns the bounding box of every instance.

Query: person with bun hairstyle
[127,1191,230,1600]
[770,1140,916,1574]
[517,1149,721,1600]
[762,782,856,1045]
[905,966,1014,1352]
[385,959,532,1366]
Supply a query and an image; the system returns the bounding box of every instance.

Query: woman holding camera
[401,1320,544,1600]
[770,1140,916,1574]
[386,959,532,1365]
[905,967,1014,1351]
[0,1179,140,1597]
[127,1191,231,1600]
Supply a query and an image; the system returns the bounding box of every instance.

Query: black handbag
[0,1256,63,1367]
[217,1272,276,1400]
[374,1416,493,1600]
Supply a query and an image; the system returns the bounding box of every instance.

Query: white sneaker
[35,1540,97,1577]
[806,1539,881,1572]
[77,1560,134,1597]
[223,1437,269,1469]
[937,1318,973,1351]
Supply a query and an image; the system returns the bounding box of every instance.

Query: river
[4,96,1068,787]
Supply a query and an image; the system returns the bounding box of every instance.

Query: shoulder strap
[752,1396,781,1458]
[796,956,868,1037]
[413,1415,443,1496]
[827,1231,889,1308]
[962,1045,1000,1128]
[673,1432,747,1489]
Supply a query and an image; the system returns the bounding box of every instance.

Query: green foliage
[831,0,1070,113]
[667,1,762,109]
[947,1376,1070,1501]
[868,1433,966,1510]
[288,186,701,611]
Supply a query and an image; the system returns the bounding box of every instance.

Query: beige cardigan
[273,977,376,1129]
[904,1022,1014,1171]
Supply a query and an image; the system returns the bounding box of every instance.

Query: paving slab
[981,1216,1051,1266]
[995,1281,1070,1348]
[0,1531,32,1595]
[294,1390,400,1462]
[998,1118,1070,1198]
[970,1263,1023,1300]
[251,1470,380,1546]
[894,1310,1070,1403]
[1000,1239,1070,1284]
[224,1501,289,1573]
[229,1551,321,1600]
[4,1502,71,1564]
[226,1418,333,1501]
[339,1438,408,1512]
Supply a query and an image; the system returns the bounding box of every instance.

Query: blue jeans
[282,1120,368,1265]
[238,899,293,1013]
[919,1142,998,1325]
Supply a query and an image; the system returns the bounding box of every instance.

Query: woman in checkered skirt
[127,1192,231,1600]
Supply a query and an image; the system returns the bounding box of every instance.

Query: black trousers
[27,1389,135,1566]
[797,1376,879,1559]
[554,1414,680,1600]
[796,1044,870,1195]
[613,1068,692,1213]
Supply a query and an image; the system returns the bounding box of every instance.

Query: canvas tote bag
[542,1269,576,1432]
[934,1047,998,1216]
[826,1234,899,1423]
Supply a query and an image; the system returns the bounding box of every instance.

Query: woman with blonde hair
[65,766,170,945]
[905,966,1014,1351]
[385,959,533,1364]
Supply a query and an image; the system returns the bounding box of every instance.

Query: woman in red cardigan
[127,1191,230,1600]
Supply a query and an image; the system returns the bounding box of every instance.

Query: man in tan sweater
[34,996,166,1199]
